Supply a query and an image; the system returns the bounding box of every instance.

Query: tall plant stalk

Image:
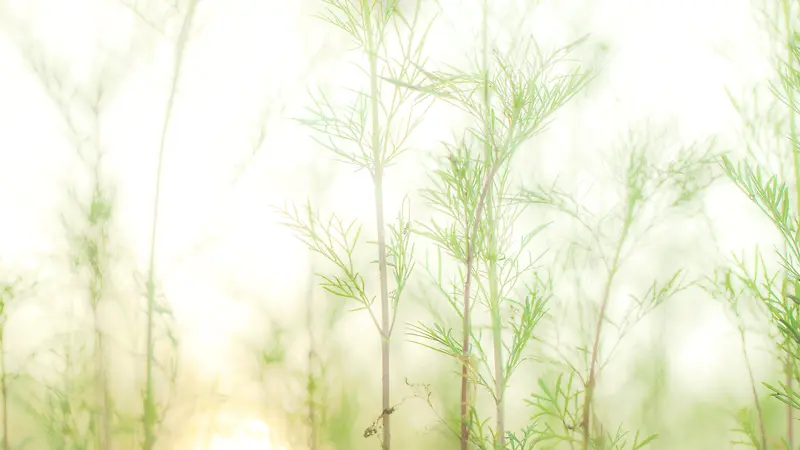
[365,11,394,446]
[282,2,430,449]
[453,3,498,446]
[477,1,511,447]
[143,1,198,448]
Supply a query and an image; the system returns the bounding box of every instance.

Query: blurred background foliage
[0,0,798,449]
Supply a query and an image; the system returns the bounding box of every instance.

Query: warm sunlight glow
[202,419,286,450]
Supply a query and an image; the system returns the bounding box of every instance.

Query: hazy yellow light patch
[200,418,286,450]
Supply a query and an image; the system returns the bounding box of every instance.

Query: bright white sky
[0,0,791,441]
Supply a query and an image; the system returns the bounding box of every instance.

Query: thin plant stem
[458,152,505,450]
[488,223,504,450]
[460,153,503,450]
[366,5,392,448]
[489,224,504,450]
[143,1,197,448]
[477,1,506,448]
[287,2,427,448]
[582,211,632,449]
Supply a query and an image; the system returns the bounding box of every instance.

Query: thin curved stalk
[142,1,198,448]
[581,214,631,449]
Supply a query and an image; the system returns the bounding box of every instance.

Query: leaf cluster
[525,372,658,450]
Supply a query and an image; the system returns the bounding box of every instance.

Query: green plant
[719,159,800,449]
[525,371,659,450]
[280,1,432,448]
[709,1,800,448]
[522,124,718,449]
[389,2,591,447]
[6,2,800,450]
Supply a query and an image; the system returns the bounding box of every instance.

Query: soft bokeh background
[0,0,794,448]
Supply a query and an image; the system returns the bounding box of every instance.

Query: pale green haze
[0,0,795,449]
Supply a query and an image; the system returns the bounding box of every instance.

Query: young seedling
[280,1,432,448]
